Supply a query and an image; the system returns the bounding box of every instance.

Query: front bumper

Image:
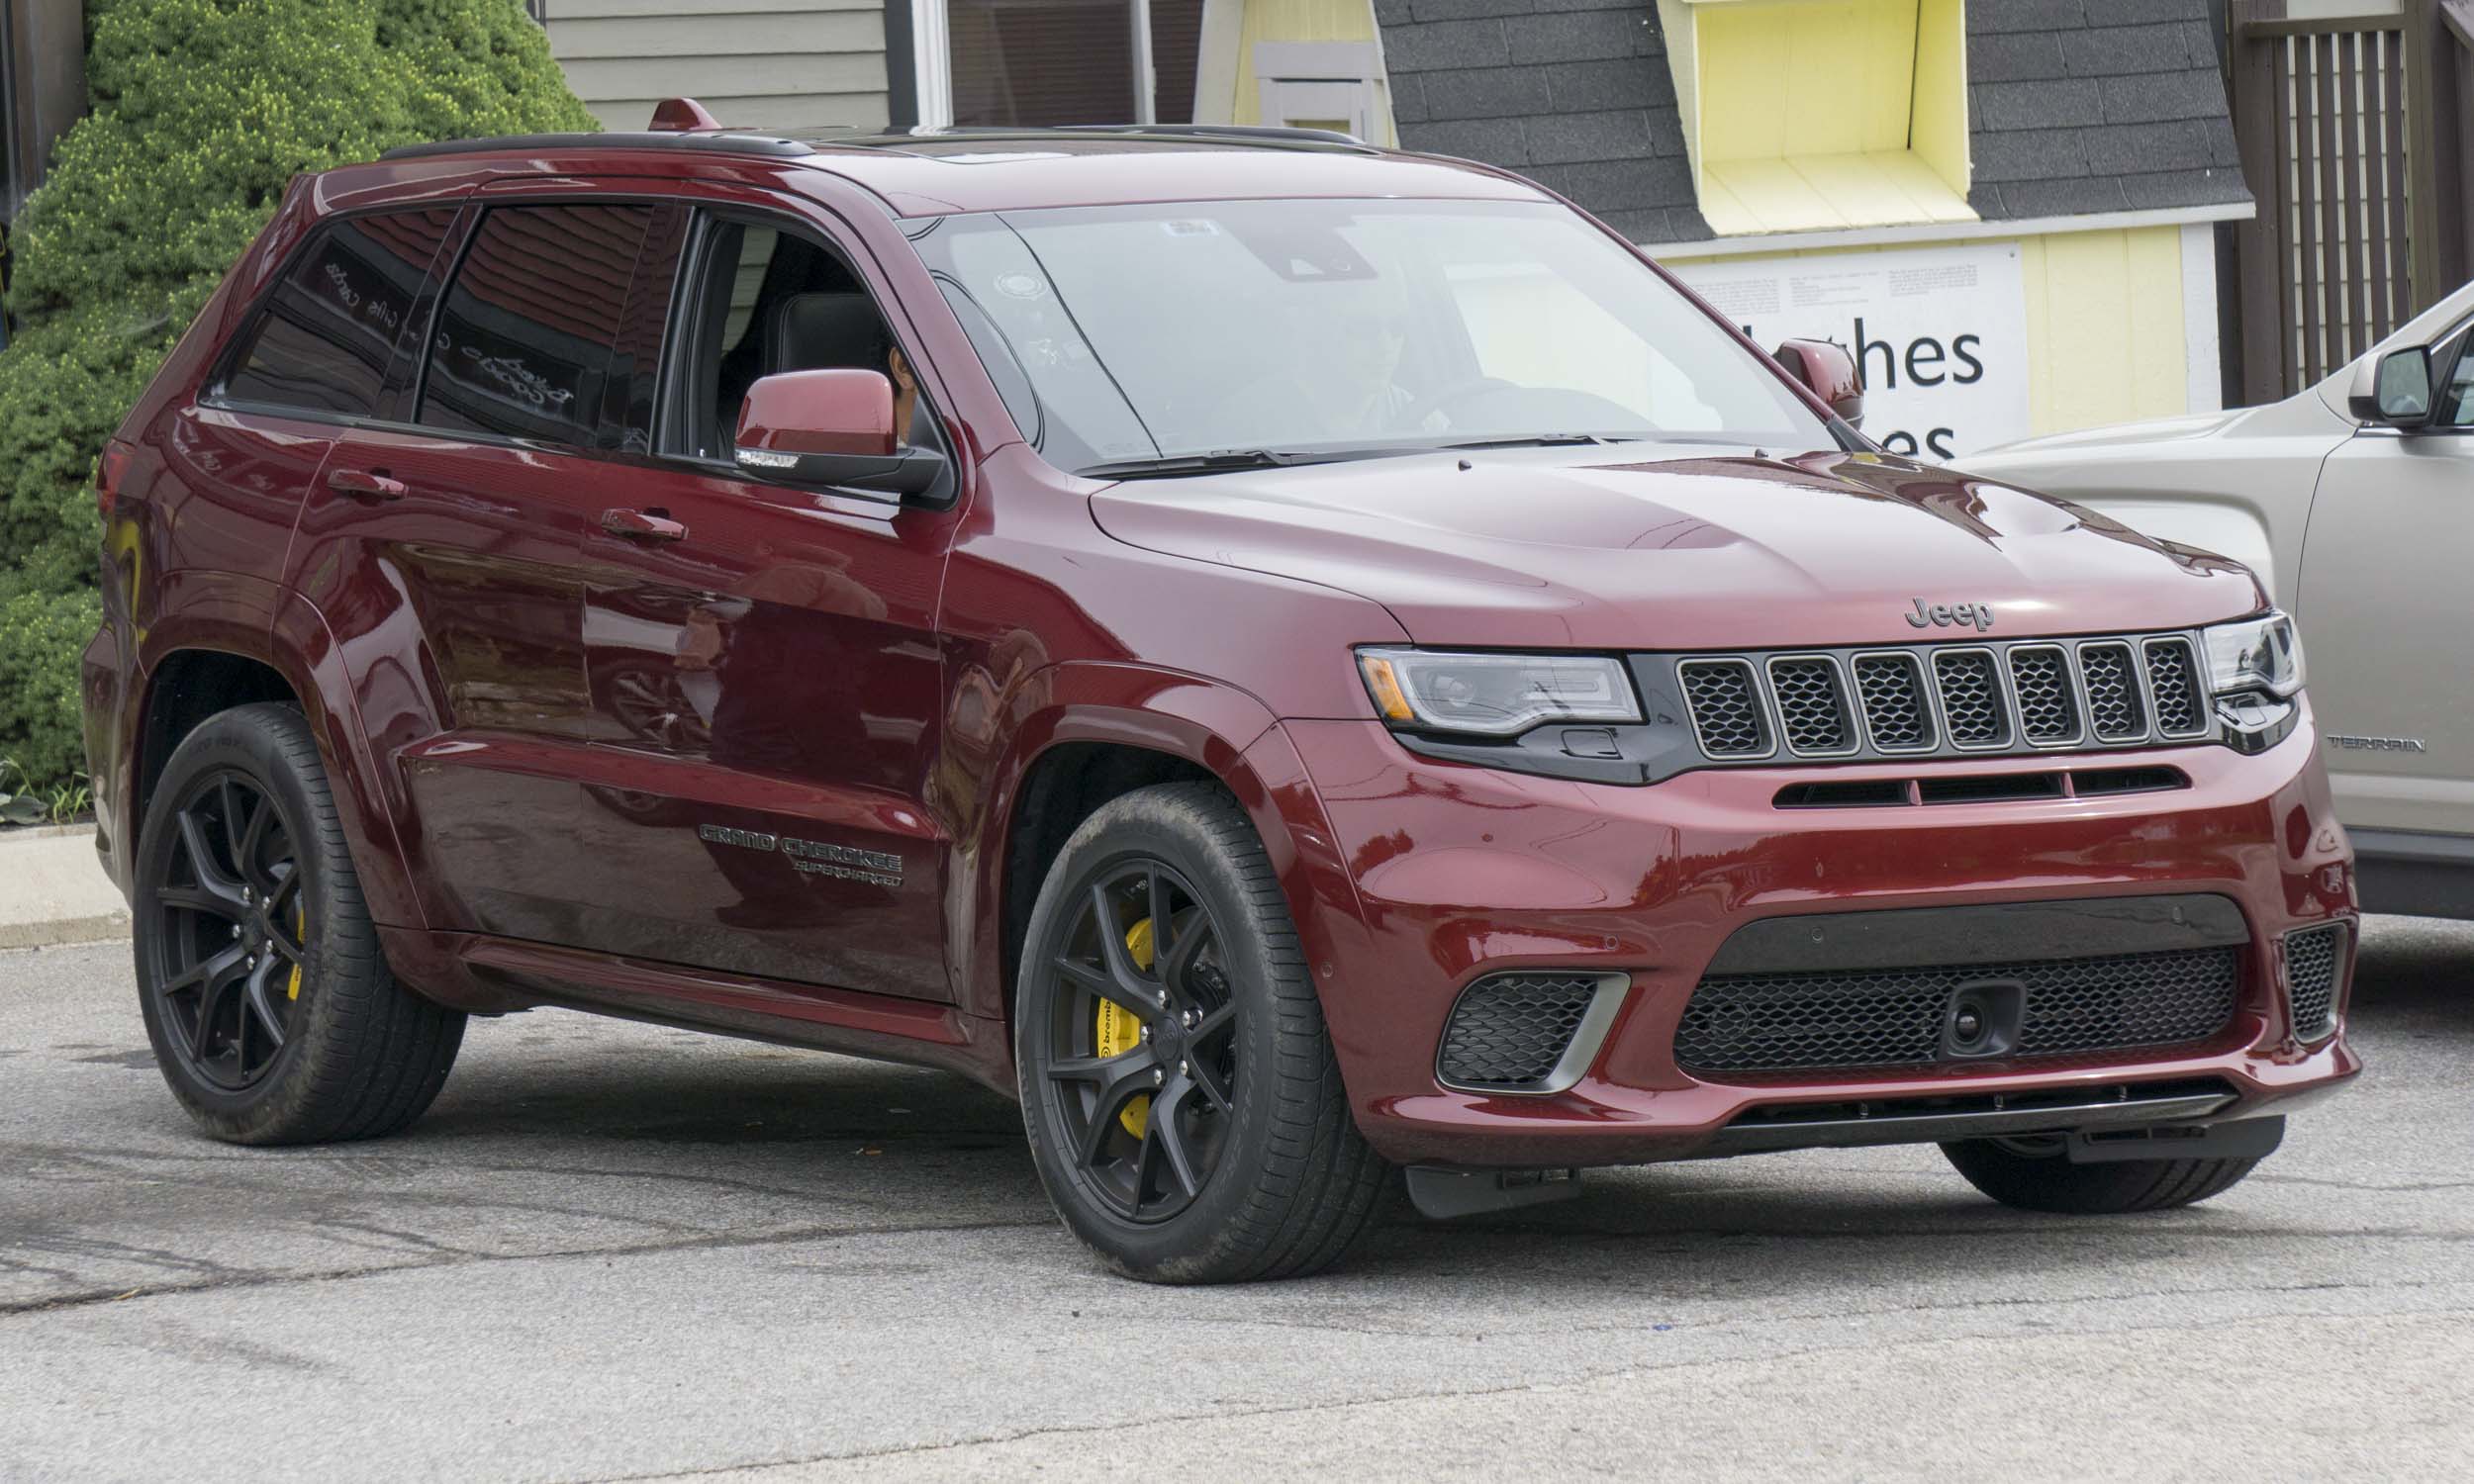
[1272,713,2358,1168]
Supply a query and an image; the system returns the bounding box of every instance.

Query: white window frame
[1251,41,1380,141]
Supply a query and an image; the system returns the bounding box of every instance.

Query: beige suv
[1968,282,2474,918]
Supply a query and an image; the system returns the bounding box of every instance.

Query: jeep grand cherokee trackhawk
[81,113,2358,1283]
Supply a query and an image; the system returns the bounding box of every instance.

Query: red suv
[82,116,2357,1282]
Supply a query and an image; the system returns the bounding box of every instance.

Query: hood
[1088,445,2266,651]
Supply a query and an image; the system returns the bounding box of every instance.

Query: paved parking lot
[4,921,2470,1481]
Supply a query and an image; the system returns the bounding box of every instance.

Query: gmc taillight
[97,439,136,518]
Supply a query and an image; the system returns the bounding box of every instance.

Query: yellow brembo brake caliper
[1093,917,1157,1138]
[287,900,307,1001]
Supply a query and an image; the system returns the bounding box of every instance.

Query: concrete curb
[0,824,133,949]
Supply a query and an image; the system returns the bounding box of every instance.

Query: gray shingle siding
[1381,0,2249,242]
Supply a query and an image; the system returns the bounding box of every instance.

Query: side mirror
[2348,345,2434,429]
[1773,338,1865,428]
[733,368,947,498]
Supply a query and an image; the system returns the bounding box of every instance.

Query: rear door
[2296,315,2474,838]
[561,202,960,1000]
[293,199,666,942]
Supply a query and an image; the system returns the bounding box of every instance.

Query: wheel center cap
[1151,1019,1187,1061]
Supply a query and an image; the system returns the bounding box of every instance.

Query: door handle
[327,468,407,501]
[601,508,688,542]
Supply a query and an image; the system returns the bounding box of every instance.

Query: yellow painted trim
[1232,0,1380,127]
[1663,0,1973,235]
[1910,0,1969,197]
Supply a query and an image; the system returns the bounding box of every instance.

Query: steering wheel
[1395,376,1517,431]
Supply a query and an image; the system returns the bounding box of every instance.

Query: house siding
[539,0,890,134]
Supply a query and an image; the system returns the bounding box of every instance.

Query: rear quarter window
[220,209,459,417]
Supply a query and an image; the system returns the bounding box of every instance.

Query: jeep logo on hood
[1906,599,1996,631]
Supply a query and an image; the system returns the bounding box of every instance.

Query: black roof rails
[907,123,1375,151]
[378,131,813,163]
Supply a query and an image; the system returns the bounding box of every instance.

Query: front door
[2297,317,2474,839]
[564,207,958,999]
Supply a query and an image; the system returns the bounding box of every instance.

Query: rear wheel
[1015,783,1387,1283]
[1941,1134,2261,1214]
[133,703,463,1144]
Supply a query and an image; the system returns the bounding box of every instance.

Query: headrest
[766,291,890,375]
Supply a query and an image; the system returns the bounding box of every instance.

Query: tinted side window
[222,209,457,417]
[605,206,689,453]
[418,204,654,445]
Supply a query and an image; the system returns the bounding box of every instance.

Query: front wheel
[1941,1135,2262,1214]
[1015,784,1388,1283]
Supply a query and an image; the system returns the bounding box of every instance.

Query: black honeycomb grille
[2080,642,2146,740]
[1933,650,2011,746]
[2008,646,2080,742]
[1675,946,2241,1074]
[2145,638,2207,735]
[2285,924,2344,1038]
[1770,658,1852,754]
[1438,974,1603,1090]
[1679,660,1769,756]
[1852,653,1932,749]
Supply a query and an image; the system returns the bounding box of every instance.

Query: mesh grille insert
[1680,659,1770,756]
[2144,638,2207,735]
[2285,924,2344,1038]
[1675,946,2241,1074]
[1852,653,1932,750]
[2008,646,2080,743]
[2080,642,2146,740]
[1933,649,2012,747]
[1770,658,1853,754]
[1438,974,1604,1090]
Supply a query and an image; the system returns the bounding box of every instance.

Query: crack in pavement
[560,1303,2474,1482]
[0,1216,1060,1320]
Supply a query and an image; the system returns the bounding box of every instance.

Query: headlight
[1357,649,1642,735]
[2203,610,2305,697]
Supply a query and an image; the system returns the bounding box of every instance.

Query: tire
[1014,782,1389,1283]
[1941,1135,2261,1215]
[132,702,464,1145]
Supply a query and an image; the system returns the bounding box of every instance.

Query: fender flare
[953,660,1370,1030]
[123,579,424,930]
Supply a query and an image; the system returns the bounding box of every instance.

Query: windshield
[906,198,1834,475]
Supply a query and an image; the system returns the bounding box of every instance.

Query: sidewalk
[0,824,131,949]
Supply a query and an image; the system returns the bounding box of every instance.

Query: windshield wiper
[1437,433,1644,451]
[1077,447,1412,480]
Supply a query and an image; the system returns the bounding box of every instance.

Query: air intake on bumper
[1436,973,1630,1094]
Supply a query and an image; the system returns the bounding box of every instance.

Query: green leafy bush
[0,1,595,790]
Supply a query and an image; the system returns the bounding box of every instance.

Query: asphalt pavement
[3,920,2469,1481]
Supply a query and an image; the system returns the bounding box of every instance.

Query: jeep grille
[1656,630,2220,767]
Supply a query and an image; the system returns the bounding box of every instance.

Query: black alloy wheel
[146,770,308,1090]
[1041,860,1241,1222]
[1014,783,1387,1283]
[133,702,465,1145]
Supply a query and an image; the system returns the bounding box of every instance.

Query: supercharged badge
[698,823,904,886]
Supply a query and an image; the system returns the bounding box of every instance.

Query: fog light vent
[1437,973,1626,1094]
[2285,923,2346,1040]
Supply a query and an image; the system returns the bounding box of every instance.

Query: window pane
[950,0,1134,127]
[419,204,654,445]
[224,210,457,417]
[605,206,688,454]
[668,218,878,460]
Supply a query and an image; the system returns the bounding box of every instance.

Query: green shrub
[0,1,595,791]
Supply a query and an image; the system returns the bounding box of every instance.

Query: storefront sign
[1669,242,2032,459]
